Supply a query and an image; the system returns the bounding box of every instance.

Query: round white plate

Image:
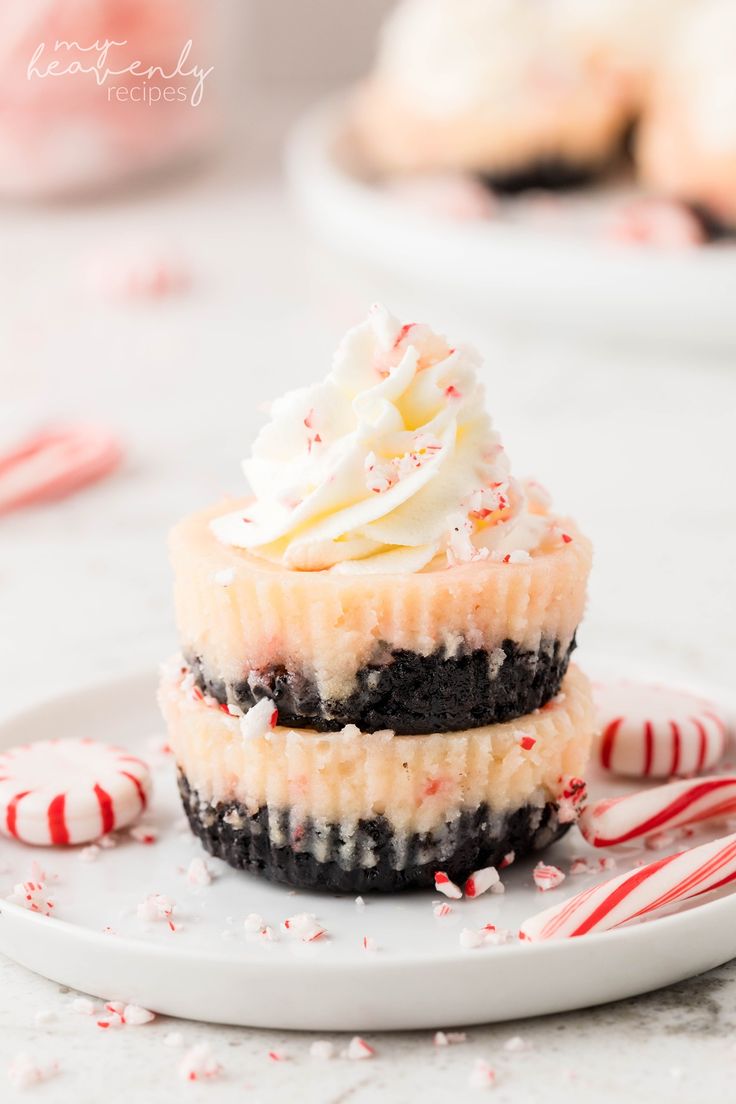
[0,668,735,1031]
[286,97,736,347]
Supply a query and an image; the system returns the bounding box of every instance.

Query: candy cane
[580,776,736,848]
[0,425,122,515]
[519,831,736,940]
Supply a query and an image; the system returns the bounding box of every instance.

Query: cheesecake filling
[160,660,593,843]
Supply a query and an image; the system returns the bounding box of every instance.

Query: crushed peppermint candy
[282,912,327,942]
[136,893,176,930]
[518,734,536,751]
[309,1040,335,1060]
[569,858,595,876]
[129,824,158,845]
[267,1050,289,1062]
[434,1031,467,1047]
[354,896,366,908]
[468,1058,496,1090]
[345,1036,375,1060]
[179,1043,222,1082]
[362,935,379,952]
[244,912,266,934]
[459,927,485,950]
[533,863,566,891]
[500,851,515,869]
[240,697,279,740]
[8,881,55,916]
[70,997,97,1016]
[186,857,212,887]
[79,844,101,862]
[464,866,500,898]
[7,1053,59,1090]
[433,902,454,918]
[504,1035,529,1053]
[434,871,463,899]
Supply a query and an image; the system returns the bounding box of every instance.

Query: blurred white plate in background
[286,97,736,348]
[1,666,735,1030]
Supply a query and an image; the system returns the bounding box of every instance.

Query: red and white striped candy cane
[580,776,736,848]
[519,831,736,941]
[0,425,122,516]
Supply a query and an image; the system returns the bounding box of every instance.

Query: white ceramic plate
[0,668,735,1031]
[286,97,736,347]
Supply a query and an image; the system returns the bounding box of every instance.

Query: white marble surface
[2,156,736,1101]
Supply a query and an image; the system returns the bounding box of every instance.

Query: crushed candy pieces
[464,866,499,898]
[434,871,463,899]
[136,893,176,930]
[533,863,566,891]
[468,1058,496,1090]
[179,1043,222,1082]
[344,1036,375,1060]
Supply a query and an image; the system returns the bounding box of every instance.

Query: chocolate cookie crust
[187,636,576,735]
[178,772,568,893]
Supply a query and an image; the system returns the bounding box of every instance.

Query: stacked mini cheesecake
[160,306,594,892]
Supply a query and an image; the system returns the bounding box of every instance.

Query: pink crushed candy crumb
[433,902,454,918]
[345,1036,375,1060]
[179,1043,222,1082]
[533,862,566,891]
[434,1031,467,1046]
[468,1058,496,1090]
[9,881,55,916]
[136,893,176,930]
[240,697,279,739]
[244,912,265,934]
[504,1036,529,1053]
[79,845,101,862]
[362,936,378,952]
[309,1040,335,1060]
[518,734,536,751]
[130,825,158,845]
[569,858,594,876]
[434,871,463,899]
[98,834,118,849]
[646,831,677,851]
[500,851,515,869]
[464,866,499,899]
[608,197,706,249]
[459,928,485,950]
[122,1004,155,1026]
[267,1050,288,1062]
[7,1053,59,1090]
[70,997,97,1016]
[186,858,212,887]
[282,912,327,942]
[598,856,617,871]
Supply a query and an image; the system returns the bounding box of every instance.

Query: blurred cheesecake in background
[637,0,736,232]
[353,0,693,195]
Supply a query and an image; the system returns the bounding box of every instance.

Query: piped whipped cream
[211,305,552,573]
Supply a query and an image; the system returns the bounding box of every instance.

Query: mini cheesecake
[353,0,636,190]
[161,659,593,893]
[160,304,593,891]
[172,502,591,734]
[637,0,736,234]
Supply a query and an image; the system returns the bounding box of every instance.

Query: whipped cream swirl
[211,305,549,573]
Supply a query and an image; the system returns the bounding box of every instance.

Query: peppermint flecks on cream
[211,305,554,573]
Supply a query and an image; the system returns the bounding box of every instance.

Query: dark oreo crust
[186,636,575,736]
[479,160,601,195]
[178,772,569,893]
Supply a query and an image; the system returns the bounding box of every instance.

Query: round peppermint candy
[594,680,729,779]
[0,738,151,846]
